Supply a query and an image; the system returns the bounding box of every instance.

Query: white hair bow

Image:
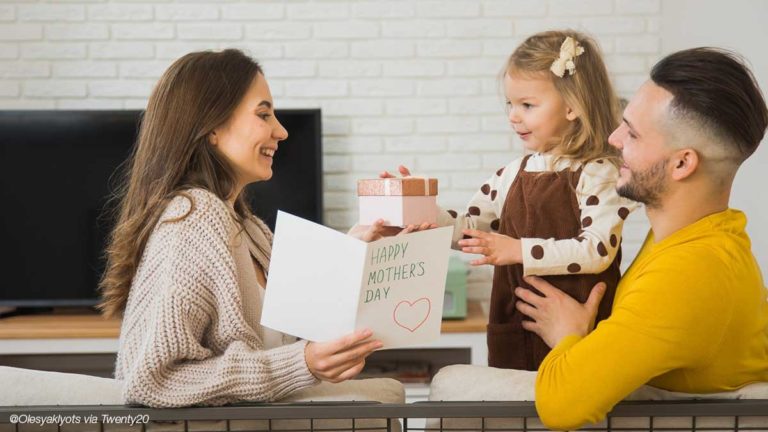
[550,36,585,78]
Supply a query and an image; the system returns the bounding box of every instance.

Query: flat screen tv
[0,109,322,308]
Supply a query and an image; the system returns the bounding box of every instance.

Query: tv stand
[0,306,16,319]
[0,307,51,319]
[0,306,99,320]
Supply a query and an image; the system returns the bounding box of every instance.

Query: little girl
[386,30,637,370]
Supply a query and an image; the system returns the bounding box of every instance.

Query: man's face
[608,81,675,209]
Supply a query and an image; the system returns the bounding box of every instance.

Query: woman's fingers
[330,338,382,367]
[322,341,378,379]
[396,225,415,236]
[327,359,367,383]
[317,329,373,357]
[364,220,385,241]
[418,222,436,231]
[348,220,387,242]
[305,329,383,382]
[397,222,437,236]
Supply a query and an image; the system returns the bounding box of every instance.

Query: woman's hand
[348,165,435,240]
[348,219,389,242]
[379,165,412,179]
[348,220,438,241]
[515,276,606,348]
[458,229,522,266]
[304,329,382,383]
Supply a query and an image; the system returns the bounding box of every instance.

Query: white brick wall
[0,0,661,300]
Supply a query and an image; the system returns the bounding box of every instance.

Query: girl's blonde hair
[506,30,621,165]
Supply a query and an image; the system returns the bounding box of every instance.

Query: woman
[100,49,392,407]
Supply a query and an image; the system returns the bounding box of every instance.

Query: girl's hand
[458,229,522,266]
[379,165,412,179]
[304,329,382,383]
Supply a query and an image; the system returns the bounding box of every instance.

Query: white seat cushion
[429,364,768,402]
[0,366,404,405]
[428,364,768,431]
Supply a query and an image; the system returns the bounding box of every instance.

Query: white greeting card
[262,211,453,348]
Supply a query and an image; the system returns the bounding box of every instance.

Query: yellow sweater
[535,209,768,430]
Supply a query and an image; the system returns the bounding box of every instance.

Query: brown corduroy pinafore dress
[487,154,621,371]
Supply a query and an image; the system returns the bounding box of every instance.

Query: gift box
[357,177,439,227]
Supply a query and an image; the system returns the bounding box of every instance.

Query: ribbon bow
[550,36,585,78]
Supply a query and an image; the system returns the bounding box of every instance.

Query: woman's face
[211,73,288,191]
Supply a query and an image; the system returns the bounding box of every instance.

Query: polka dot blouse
[436,153,640,276]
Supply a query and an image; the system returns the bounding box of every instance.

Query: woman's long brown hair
[99,49,262,318]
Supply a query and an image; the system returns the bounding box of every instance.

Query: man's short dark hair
[651,47,768,163]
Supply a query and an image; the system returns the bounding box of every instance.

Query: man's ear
[670,148,699,181]
[565,106,578,122]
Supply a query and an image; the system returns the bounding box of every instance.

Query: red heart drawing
[393,298,431,333]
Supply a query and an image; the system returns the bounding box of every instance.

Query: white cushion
[429,364,536,401]
[429,364,768,402]
[284,378,405,403]
[428,365,768,431]
[625,381,768,400]
[0,366,123,405]
[0,366,404,406]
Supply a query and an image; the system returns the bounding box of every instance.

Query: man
[516,47,768,430]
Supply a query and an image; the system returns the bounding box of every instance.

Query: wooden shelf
[0,313,121,339]
[0,301,487,340]
[441,301,486,333]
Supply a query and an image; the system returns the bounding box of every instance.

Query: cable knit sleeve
[520,160,639,276]
[118,189,317,407]
[437,158,521,248]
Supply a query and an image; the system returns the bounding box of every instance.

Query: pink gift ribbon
[383,176,432,196]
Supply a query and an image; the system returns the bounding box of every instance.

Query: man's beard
[616,158,668,209]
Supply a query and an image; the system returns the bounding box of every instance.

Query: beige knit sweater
[115,188,318,407]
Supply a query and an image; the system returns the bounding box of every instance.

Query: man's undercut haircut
[650,47,767,164]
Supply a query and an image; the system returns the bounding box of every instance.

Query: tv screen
[0,109,322,308]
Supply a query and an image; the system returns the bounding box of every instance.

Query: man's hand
[304,329,382,383]
[458,229,522,266]
[515,276,606,348]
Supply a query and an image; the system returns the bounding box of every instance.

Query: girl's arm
[436,158,522,249]
[521,160,640,276]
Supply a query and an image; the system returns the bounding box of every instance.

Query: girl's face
[504,72,576,153]
[210,73,288,192]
